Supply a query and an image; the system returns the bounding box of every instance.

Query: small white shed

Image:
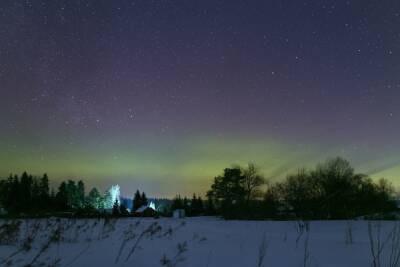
[173,209,185,218]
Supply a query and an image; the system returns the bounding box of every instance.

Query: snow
[0,217,398,266]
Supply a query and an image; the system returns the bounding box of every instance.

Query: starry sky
[1,0,400,197]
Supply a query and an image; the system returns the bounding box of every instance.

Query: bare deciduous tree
[242,163,265,205]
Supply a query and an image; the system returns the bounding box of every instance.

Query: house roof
[136,204,155,213]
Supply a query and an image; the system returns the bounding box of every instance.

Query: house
[133,201,158,217]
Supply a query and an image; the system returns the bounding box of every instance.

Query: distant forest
[0,157,397,220]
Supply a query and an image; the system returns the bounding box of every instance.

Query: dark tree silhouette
[39,173,50,204]
[77,180,85,208]
[112,199,120,216]
[0,158,395,219]
[207,167,246,218]
[133,190,142,212]
[19,172,32,212]
[275,157,397,219]
[141,192,148,206]
[205,193,216,215]
[242,163,265,206]
[56,181,68,210]
[189,194,204,216]
[171,195,183,210]
[207,158,397,219]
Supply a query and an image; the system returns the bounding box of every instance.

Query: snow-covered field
[0,217,399,267]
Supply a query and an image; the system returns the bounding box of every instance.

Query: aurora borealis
[1,1,400,197]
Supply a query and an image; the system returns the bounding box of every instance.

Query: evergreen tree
[56,181,68,210]
[103,189,113,209]
[171,195,183,210]
[0,179,6,208]
[39,173,50,202]
[66,180,78,209]
[207,167,246,218]
[77,180,85,208]
[141,192,148,206]
[19,172,32,212]
[112,199,120,216]
[197,196,204,215]
[183,196,189,214]
[98,194,105,209]
[205,193,216,215]
[50,188,56,210]
[87,187,102,209]
[190,194,198,216]
[133,190,142,211]
[4,174,18,212]
[31,178,40,211]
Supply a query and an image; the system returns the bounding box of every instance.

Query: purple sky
[1,0,400,197]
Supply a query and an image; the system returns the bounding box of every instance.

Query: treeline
[171,194,205,216]
[0,157,397,220]
[0,173,129,216]
[0,171,205,217]
[0,171,167,217]
[0,173,104,214]
[0,172,51,214]
[206,157,397,220]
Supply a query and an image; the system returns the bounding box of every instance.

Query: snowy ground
[0,217,399,267]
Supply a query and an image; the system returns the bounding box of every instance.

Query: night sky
[1,0,400,197]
